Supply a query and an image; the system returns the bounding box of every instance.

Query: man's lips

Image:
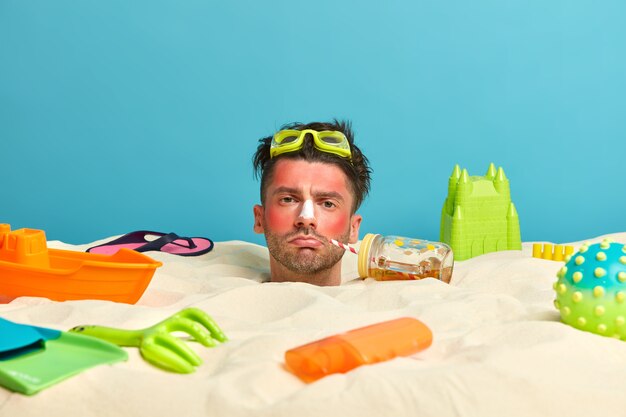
[289,237,324,248]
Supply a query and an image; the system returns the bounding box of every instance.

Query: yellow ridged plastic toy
[533,243,575,261]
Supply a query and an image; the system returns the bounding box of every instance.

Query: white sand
[2,233,626,417]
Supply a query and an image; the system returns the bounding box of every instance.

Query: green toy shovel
[0,318,127,395]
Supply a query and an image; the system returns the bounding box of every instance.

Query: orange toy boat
[0,224,162,304]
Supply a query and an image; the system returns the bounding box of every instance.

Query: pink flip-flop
[86,231,214,256]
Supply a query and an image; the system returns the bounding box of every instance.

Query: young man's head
[252,120,372,286]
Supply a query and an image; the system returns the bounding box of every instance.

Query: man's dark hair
[252,119,372,213]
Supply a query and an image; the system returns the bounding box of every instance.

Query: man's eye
[323,201,336,208]
[281,197,295,203]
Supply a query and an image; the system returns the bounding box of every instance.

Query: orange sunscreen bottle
[284,317,432,382]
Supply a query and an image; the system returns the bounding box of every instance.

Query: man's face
[253,159,362,275]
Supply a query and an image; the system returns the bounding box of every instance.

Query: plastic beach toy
[0,317,127,395]
[440,163,521,260]
[532,242,575,261]
[0,224,162,304]
[285,317,432,383]
[554,239,626,339]
[70,307,228,373]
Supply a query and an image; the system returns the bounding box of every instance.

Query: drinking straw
[328,238,358,255]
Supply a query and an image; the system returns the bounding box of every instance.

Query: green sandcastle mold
[440,163,522,261]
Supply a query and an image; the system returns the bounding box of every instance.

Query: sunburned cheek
[322,215,350,237]
[266,208,293,230]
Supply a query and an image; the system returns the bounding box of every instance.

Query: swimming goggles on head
[270,129,352,160]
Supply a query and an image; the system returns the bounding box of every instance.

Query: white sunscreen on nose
[299,199,315,219]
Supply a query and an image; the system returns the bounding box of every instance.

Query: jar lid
[358,233,379,278]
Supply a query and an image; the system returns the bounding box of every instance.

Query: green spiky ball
[554,239,626,339]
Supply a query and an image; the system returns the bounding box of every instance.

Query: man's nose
[295,200,317,229]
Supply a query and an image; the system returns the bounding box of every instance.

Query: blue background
[1,0,625,245]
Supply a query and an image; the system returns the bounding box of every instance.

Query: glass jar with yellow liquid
[358,234,454,283]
